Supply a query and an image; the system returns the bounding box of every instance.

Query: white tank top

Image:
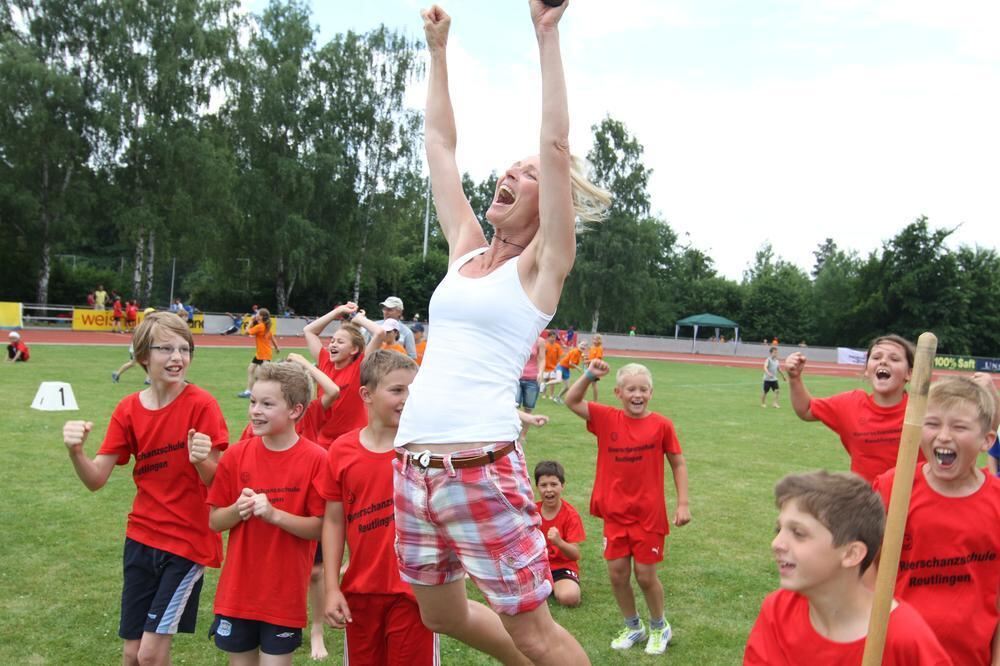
[395,247,554,445]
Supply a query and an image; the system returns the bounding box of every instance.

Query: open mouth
[874,367,891,380]
[776,559,795,574]
[496,184,515,205]
[933,447,957,467]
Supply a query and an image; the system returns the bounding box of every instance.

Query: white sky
[244,0,1000,280]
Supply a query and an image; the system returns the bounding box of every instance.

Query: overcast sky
[244,0,1000,280]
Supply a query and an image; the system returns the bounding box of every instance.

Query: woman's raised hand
[421,5,451,52]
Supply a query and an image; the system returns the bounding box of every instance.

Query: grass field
[0,344,874,665]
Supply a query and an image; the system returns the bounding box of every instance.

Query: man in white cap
[376,296,416,359]
[6,331,30,362]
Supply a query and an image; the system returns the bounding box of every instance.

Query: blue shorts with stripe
[119,537,205,640]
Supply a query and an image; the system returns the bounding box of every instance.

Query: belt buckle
[415,450,433,469]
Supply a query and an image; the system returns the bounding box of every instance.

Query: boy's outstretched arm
[304,303,357,362]
[784,352,816,421]
[287,352,341,409]
[322,501,352,628]
[667,452,691,527]
[63,420,117,491]
[565,359,609,420]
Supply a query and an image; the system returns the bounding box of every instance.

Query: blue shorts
[558,366,570,381]
[210,615,302,655]
[119,538,205,639]
[516,379,540,410]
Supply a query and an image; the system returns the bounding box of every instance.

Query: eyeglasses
[149,345,192,356]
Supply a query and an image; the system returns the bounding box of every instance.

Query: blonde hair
[360,349,418,389]
[928,377,997,435]
[335,322,366,359]
[570,156,612,224]
[133,312,194,368]
[592,334,603,345]
[253,361,313,415]
[616,362,653,388]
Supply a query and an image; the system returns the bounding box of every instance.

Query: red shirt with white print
[98,384,229,566]
[207,435,326,627]
[586,402,682,535]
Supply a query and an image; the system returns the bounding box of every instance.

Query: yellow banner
[72,309,204,334]
[0,302,23,328]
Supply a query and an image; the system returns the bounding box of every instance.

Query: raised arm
[353,311,386,357]
[421,5,485,260]
[784,352,817,421]
[565,359,609,420]
[303,303,356,361]
[527,0,575,310]
[287,352,341,409]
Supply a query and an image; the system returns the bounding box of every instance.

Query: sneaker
[144,377,151,385]
[644,623,672,655]
[111,372,119,383]
[237,390,251,398]
[611,621,647,650]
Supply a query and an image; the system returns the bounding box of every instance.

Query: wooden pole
[861,331,937,666]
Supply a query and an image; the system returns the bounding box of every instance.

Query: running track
[24,329,995,385]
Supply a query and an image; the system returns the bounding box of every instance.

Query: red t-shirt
[10,340,29,360]
[586,402,682,535]
[809,390,921,483]
[113,300,123,317]
[315,429,413,597]
[97,384,229,566]
[537,499,585,574]
[874,468,1000,666]
[125,303,138,321]
[744,589,952,665]
[207,436,327,628]
[297,398,334,446]
[316,354,368,446]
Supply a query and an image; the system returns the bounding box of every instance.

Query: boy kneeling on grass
[318,350,439,665]
[207,361,327,664]
[564,359,690,655]
[872,376,1000,666]
[534,460,586,608]
[62,312,229,666]
[744,470,952,665]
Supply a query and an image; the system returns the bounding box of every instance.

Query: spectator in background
[375,296,416,359]
[94,285,108,310]
[6,331,30,362]
[412,323,427,366]
[87,292,96,308]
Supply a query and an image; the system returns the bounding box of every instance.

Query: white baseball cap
[8,331,20,340]
[382,318,400,333]
[380,296,404,310]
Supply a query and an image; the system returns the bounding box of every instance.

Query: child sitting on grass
[207,361,327,664]
[564,359,690,655]
[873,377,1000,665]
[534,460,585,608]
[62,312,229,665]
[744,470,951,665]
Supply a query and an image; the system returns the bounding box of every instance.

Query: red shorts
[602,521,665,564]
[343,593,438,666]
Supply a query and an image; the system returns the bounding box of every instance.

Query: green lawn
[0,344,870,664]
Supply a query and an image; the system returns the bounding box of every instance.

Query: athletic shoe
[611,621,647,650]
[111,372,119,383]
[237,390,251,398]
[645,622,672,655]
[144,377,151,385]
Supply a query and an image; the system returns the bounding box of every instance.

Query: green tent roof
[676,313,739,328]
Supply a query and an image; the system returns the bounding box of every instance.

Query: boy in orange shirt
[412,323,427,366]
[318,350,438,665]
[380,318,408,356]
[238,308,279,398]
[586,335,604,400]
[542,330,563,401]
[208,361,327,664]
[564,359,690,655]
[873,377,1000,665]
[62,312,229,665]
[544,339,585,404]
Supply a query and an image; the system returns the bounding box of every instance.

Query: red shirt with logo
[744,589,952,665]
[537,499,585,574]
[316,354,368,446]
[207,436,326,628]
[809,390,922,483]
[586,402,682,535]
[874,468,1000,666]
[98,384,229,566]
[315,429,412,598]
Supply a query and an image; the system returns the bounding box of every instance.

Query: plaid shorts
[393,444,553,616]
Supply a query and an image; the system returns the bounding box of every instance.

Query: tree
[740,243,814,343]
[810,239,861,346]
